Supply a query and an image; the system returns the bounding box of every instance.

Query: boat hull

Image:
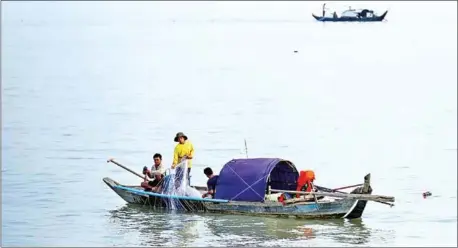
[204,198,360,219]
[312,11,388,22]
[103,177,370,219]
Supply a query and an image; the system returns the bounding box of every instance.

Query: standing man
[171,132,194,185]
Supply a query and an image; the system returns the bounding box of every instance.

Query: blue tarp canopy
[214,158,299,202]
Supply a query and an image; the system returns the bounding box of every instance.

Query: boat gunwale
[103,177,370,219]
[110,180,354,207]
[113,184,230,203]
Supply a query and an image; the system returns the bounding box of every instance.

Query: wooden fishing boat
[104,158,395,219]
[313,6,388,22]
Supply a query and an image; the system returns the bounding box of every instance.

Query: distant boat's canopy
[340,9,375,17]
[340,10,359,17]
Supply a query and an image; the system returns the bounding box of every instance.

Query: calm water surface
[2,1,457,247]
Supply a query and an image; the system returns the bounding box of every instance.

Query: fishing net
[152,159,205,211]
[160,160,188,195]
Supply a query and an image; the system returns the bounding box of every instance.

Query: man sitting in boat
[141,169,164,191]
[150,153,166,176]
[202,167,219,198]
[140,153,166,191]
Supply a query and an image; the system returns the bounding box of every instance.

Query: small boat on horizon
[313,3,388,22]
[103,158,395,219]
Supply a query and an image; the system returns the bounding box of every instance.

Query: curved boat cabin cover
[214,158,300,202]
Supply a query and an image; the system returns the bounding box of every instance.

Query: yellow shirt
[173,141,194,168]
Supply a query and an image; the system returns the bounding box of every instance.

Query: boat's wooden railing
[270,189,395,204]
[282,195,326,205]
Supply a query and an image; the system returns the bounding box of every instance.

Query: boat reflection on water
[108,204,378,246]
[108,205,203,247]
[231,216,373,245]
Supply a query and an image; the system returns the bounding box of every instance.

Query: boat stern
[103,177,145,204]
[379,10,388,21]
[103,177,120,189]
[344,173,372,219]
[312,14,325,21]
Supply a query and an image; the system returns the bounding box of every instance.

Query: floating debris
[423,191,432,198]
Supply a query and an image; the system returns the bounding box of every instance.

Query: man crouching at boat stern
[295,170,323,200]
[202,167,219,198]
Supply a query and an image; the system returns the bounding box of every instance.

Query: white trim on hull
[342,200,359,218]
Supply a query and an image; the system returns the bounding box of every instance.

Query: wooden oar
[315,185,347,194]
[107,158,144,179]
[270,189,395,203]
[316,185,358,194]
[332,184,363,191]
[315,185,395,207]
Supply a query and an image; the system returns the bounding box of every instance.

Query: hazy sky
[2,1,457,23]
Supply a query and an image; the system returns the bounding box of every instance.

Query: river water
[2,1,457,246]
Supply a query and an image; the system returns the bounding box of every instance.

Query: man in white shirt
[150,153,165,176]
[141,153,166,191]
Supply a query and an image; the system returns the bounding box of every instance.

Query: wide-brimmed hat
[174,132,188,142]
